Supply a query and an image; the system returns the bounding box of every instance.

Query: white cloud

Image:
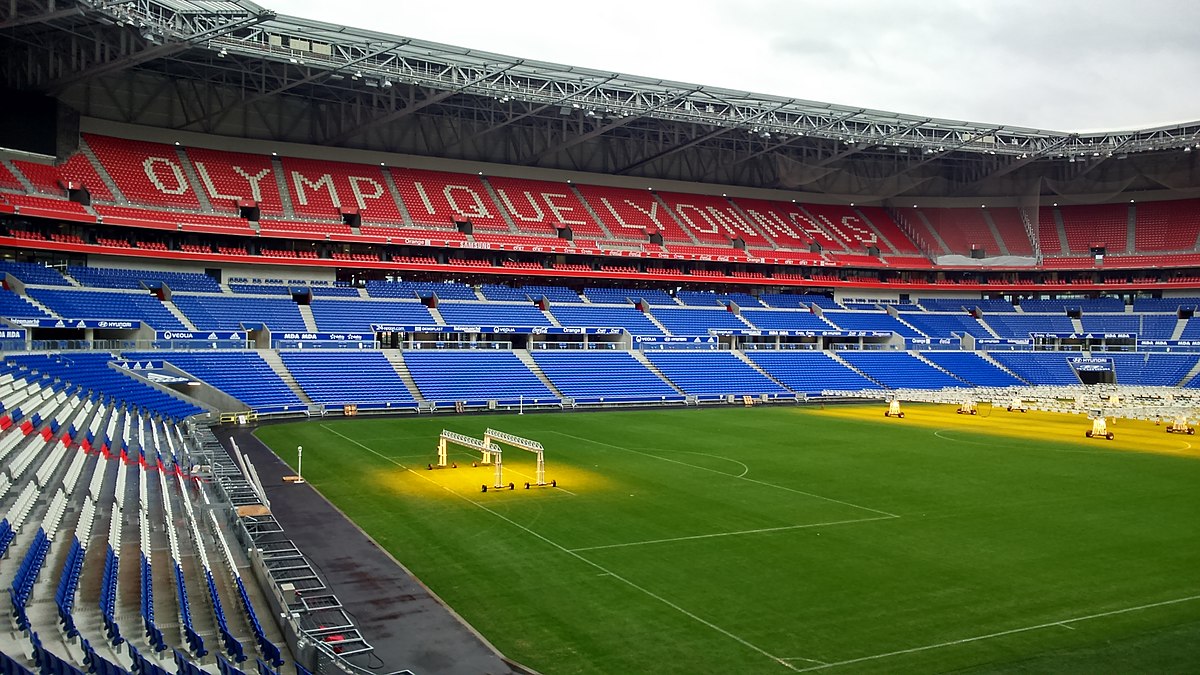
[267,0,1200,132]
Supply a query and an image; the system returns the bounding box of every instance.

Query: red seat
[84,134,201,209]
[573,184,689,242]
[280,156,403,224]
[804,203,904,255]
[484,175,607,237]
[1134,200,1200,252]
[186,146,284,215]
[1059,203,1128,254]
[656,191,771,246]
[986,207,1035,256]
[390,168,509,231]
[1037,207,1063,254]
[729,197,827,250]
[855,207,922,254]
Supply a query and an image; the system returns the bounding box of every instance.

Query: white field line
[321,424,806,672]
[547,430,899,518]
[793,593,1200,672]
[932,429,1029,448]
[670,449,751,477]
[568,515,897,553]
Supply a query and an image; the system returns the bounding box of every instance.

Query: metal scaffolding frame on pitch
[484,429,548,487]
[435,430,506,488]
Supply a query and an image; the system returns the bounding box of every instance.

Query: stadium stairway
[731,350,793,392]
[1180,358,1200,387]
[628,351,687,395]
[298,305,319,332]
[1052,209,1070,252]
[427,304,447,325]
[258,350,313,405]
[174,145,215,212]
[978,352,1028,383]
[852,207,899,254]
[887,310,926,337]
[381,351,426,402]
[1172,317,1189,340]
[21,292,62,318]
[979,210,1010,256]
[513,351,566,399]
[910,209,951,255]
[1,158,37,192]
[380,167,415,225]
[78,136,127,204]
[726,199,782,249]
[826,351,885,387]
[478,177,521,233]
[1126,205,1137,253]
[793,204,847,252]
[978,315,1003,338]
[643,310,672,335]
[568,184,619,241]
[910,350,967,380]
[269,155,297,218]
[164,300,198,330]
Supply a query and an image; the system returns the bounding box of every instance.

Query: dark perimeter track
[216,425,522,675]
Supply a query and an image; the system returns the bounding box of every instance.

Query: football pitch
[255,404,1200,674]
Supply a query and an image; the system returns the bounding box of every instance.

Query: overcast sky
[269,0,1200,133]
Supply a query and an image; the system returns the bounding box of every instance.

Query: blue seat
[920,352,1025,387]
[404,351,554,404]
[125,351,302,412]
[838,352,965,389]
[547,305,661,335]
[747,351,881,395]
[644,351,790,398]
[27,288,186,329]
[173,295,306,332]
[279,351,415,407]
[309,299,432,332]
[649,307,746,334]
[532,351,680,402]
[988,351,1084,385]
[583,287,675,305]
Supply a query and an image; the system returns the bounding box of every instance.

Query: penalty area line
[320,424,807,672]
[568,515,897,553]
[783,657,829,666]
[547,430,898,518]
[793,593,1200,672]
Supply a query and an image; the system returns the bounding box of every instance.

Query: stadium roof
[3,0,1200,199]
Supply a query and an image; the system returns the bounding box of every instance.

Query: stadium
[0,0,1199,673]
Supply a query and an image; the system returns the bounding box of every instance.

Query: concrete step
[381,350,425,403]
[513,350,565,398]
[163,300,198,331]
[297,304,319,333]
[257,350,313,405]
[629,350,686,395]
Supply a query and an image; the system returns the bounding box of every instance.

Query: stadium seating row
[6,135,1200,269]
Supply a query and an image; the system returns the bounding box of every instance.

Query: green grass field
[255,405,1200,674]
